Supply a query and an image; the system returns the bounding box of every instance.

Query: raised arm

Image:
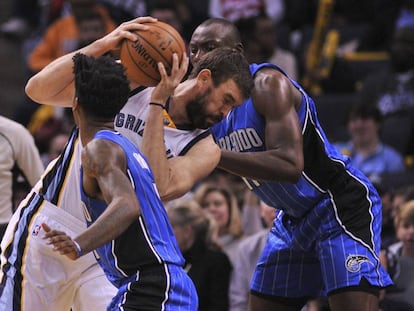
[140,53,218,201]
[218,68,304,183]
[43,138,141,259]
[25,17,157,107]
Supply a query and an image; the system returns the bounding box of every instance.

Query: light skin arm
[141,54,220,201]
[218,68,304,183]
[161,136,220,201]
[42,139,141,260]
[25,16,157,107]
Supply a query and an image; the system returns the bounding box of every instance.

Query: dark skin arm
[43,139,141,260]
[218,68,304,183]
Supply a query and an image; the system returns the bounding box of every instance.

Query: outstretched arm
[43,139,141,259]
[25,16,157,107]
[218,68,304,183]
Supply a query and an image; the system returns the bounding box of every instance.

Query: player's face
[189,24,233,65]
[201,190,230,232]
[186,78,245,129]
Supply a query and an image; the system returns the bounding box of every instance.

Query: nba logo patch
[32,224,41,236]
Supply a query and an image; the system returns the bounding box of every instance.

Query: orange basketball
[120,21,186,86]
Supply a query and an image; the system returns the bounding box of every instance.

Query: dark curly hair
[73,53,130,120]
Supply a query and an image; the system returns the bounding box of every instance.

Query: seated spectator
[40,131,69,166]
[168,200,232,311]
[28,0,115,73]
[194,183,244,267]
[98,0,146,24]
[229,200,276,311]
[236,14,298,79]
[357,25,414,158]
[380,200,414,310]
[148,1,186,45]
[209,0,285,25]
[334,103,405,181]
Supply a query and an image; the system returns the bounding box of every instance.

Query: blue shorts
[109,264,198,310]
[251,192,393,298]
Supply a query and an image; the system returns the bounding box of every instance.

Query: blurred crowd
[1,0,413,310]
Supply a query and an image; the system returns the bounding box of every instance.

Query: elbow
[287,167,302,183]
[285,156,304,183]
[25,77,40,103]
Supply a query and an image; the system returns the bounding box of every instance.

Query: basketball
[120,21,186,86]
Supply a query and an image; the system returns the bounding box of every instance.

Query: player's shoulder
[82,137,124,169]
[253,66,288,88]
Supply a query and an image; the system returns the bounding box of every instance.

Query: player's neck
[78,120,115,146]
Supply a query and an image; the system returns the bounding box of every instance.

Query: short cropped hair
[188,47,253,100]
[73,53,130,119]
[347,104,383,124]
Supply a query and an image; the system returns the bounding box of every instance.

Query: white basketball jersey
[115,87,210,158]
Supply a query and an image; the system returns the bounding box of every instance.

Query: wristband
[149,102,165,109]
[73,240,83,258]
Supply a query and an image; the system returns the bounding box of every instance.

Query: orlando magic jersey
[115,87,210,158]
[80,130,185,288]
[211,63,383,241]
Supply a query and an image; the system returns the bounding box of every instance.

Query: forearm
[219,150,302,183]
[25,39,108,106]
[75,197,138,254]
[141,102,171,197]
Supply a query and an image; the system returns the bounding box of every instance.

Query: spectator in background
[148,0,186,45]
[28,0,114,73]
[229,201,276,311]
[380,200,414,310]
[21,0,114,150]
[40,131,69,167]
[209,0,285,25]
[334,104,405,181]
[236,13,298,79]
[0,115,44,239]
[0,0,42,38]
[168,200,232,311]
[357,25,414,158]
[98,0,147,24]
[194,183,244,267]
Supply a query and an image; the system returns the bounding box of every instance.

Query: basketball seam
[145,22,185,59]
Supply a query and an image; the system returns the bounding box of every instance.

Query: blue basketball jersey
[80,130,185,288]
[210,63,382,248]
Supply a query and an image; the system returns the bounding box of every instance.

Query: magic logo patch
[345,254,371,272]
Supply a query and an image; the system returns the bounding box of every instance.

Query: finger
[43,230,63,239]
[158,62,167,80]
[41,223,51,233]
[131,16,158,24]
[44,232,69,243]
[180,54,189,74]
[171,53,179,73]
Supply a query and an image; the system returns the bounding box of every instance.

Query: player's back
[80,130,185,287]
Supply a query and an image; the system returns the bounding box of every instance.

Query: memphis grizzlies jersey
[30,127,85,222]
[115,86,210,158]
[80,130,185,288]
[211,63,376,219]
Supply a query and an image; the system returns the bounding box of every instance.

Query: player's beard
[186,87,223,129]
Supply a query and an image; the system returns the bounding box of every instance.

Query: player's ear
[196,69,212,85]
[72,96,79,111]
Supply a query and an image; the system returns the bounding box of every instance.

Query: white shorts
[0,193,117,310]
